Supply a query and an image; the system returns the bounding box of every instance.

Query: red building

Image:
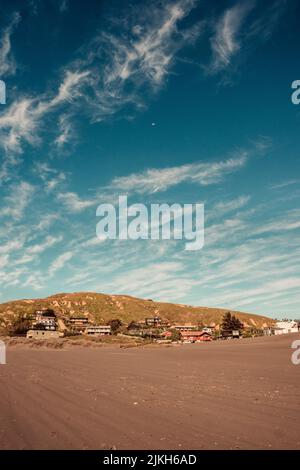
[181,331,212,342]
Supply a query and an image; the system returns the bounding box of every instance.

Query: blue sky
[0,0,299,318]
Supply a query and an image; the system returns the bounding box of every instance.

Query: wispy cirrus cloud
[56,191,95,212]
[54,113,74,148]
[0,70,89,155]
[109,152,247,195]
[0,12,20,77]
[206,1,286,76]
[49,250,73,277]
[212,195,251,217]
[13,235,63,267]
[55,139,267,209]
[55,149,250,212]
[59,0,69,13]
[77,0,203,121]
[207,2,255,74]
[0,1,202,170]
[34,162,67,192]
[0,181,34,219]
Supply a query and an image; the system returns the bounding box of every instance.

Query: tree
[9,314,32,336]
[108,319,123,334]
[127,321,140,331]
[221,312,233,335]
[231,314,244,331]
[243,327,263,338]
[221,312,243,337]
[169,329,181,342]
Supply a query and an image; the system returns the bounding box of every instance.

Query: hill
[0,292,274,330]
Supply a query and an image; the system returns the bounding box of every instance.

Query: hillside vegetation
[0,292,274,330]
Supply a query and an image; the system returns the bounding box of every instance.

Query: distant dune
[0,292,274,328]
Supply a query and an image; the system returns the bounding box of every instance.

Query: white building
[274,321,299,335]
[85,325,111,335]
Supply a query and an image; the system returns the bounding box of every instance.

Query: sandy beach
[0,334,299,450]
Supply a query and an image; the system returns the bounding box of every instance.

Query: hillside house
[202,326,215,334]
[68,317,89,331]
[85,325,111,335]
[181,331,212,343]
[127,329,144,337]
[172,325,197,332]
[127,321,143,331]
[145,316,161,327]
[222,329,240,339]
[274,321,299,335]
[27,330,61,339]
[263,327,273,336]
[160,331,173,339]
[34,309,56,330]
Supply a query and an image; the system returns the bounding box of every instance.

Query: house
[222,329,240,339]
[127,329,144,337]
[145,316,161,327]
[127,321,143,331]
[34,309,56,330]
[274,321,299,335]
[85,325,111,335]
[172,325,197,332]
[202,326,215,334]
[27,329,61,339]
[160,320,171,327]
[263,327,274,336]
[68,317,89,331]
[160,331,173,338]
[181,331,212,343]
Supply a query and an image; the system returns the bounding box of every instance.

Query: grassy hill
[0,292,274,330]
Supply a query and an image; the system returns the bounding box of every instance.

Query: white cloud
[0,70,89,157]
[22,274,43,290]
[34,162,66,191]
[212,195,251,217]
[59,0,68,13]
[208,2,254,74]
[49,251,73,276]
[99,261,192,300]
[109,152,247,194]
[0,181,34,219]
[26,235,63,255]
[0,239,24,255]
[206,1,286,77]
[56,191,95,212]
[83,0,202,121]
[270,179,300,190]
[55,113,74,148]
[0,12,20,77]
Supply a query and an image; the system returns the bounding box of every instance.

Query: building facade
[85,325,111,335]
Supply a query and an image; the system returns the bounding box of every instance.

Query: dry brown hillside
[0,292,274,329]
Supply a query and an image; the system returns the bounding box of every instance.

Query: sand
[0,334,299,450]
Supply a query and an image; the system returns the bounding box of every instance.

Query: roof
[181,331,211,336]
[38,311,56,318]
[86,325,111,329]
[69,317,88,321]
